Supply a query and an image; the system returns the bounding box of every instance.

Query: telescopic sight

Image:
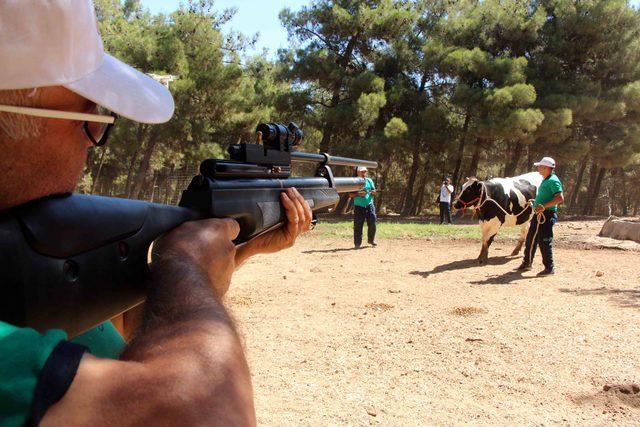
[256,122,303,151]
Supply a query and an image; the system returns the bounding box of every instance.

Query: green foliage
[622,81,640,112]
[86,0,640,217]
[384,117,408,138]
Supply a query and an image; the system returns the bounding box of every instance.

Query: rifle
[0,122,376,336]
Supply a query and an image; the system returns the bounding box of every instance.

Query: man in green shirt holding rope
[518,157,565,276]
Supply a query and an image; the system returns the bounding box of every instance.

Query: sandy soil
[228,219,640,426]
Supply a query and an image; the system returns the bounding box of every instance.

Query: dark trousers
[439,202,452,224]
[354,203,377,247]
[523,211,557,269]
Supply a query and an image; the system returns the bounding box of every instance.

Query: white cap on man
[357,166,368,173]
[0,0,174,124]
[534,157,556,168]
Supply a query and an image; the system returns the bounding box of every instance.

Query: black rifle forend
[0,122,377,336]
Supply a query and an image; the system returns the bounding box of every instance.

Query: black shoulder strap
[28,341,88,426]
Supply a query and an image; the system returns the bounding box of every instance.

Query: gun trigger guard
[315,165,336,188]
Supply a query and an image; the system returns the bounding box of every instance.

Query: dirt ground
[228,219,640,426]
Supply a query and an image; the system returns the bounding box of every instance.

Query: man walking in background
[350,166,377,248]
[439,178,454,224]
[518,157,564,276]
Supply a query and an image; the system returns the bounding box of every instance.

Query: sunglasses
[0,104,117,146]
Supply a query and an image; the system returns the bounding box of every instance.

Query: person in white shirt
[439,178,454,224]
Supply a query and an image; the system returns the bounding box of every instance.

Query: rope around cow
[454,181,546,265]
[455,181,535,219]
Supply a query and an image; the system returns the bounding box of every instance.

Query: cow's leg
[510,223,528,256]
[478,217,501,265]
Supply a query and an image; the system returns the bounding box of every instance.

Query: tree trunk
[318,35,358,153]
[413,160,431,216]
[568,154,589,212]
[620,168,628,216]
[452,109,471,187]
[504,141,524,177]
[466,137,483,179]
[90,148,108,194]
[319,119,334,153]
[148,173,158,203]
[96,169,111,195]
[555,164,567,183]
[161,165,175,204]
[592,167,607,215]
[401,141,421,216]
[375,159,391,213]
[583,167,606,216]
[502,141,512,176]
[125,124,148,197]
[130,132,159,200]
[580,161,599,214]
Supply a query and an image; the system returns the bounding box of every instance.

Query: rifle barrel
[291,152,378,169]
[206,177,365,193]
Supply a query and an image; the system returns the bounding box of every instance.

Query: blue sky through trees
[142,0,640,57]
[141,0,308,56]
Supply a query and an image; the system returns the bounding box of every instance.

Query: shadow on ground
[303,246,370,254]
[570,383,640,413]
[559,286,640,309]
[409,255,518,278]
[469,270,531,285]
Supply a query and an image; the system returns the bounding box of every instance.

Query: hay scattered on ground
[228,296,253,306]
[450,306,488,316]
[364,302,394,311]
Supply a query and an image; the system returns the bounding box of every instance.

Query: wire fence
[96,167,631,218]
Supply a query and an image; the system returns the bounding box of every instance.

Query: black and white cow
[453,172,542,264]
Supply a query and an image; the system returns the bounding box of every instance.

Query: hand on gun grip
[249,187,313,254]
[155,218,240,298]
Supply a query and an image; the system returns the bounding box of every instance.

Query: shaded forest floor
[228,219,640,425]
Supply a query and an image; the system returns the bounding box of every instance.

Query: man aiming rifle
[0,2,363,425]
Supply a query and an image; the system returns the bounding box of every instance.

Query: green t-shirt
[535,173,564,212]
[0,321,125,426]
[354,177,375,208]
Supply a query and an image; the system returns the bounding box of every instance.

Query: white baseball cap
[0,0,174,124]
[357,166,368,172]
[534,156,556,168]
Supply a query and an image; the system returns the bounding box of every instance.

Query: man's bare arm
[117,188,313,339]
[42,189,312,426]
[42,219,256,426]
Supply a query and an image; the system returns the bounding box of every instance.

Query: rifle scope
[256,122,303,151]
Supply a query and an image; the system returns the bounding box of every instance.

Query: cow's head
[453,177,482,211]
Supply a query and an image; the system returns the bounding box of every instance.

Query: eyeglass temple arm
[0,105,115,124]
